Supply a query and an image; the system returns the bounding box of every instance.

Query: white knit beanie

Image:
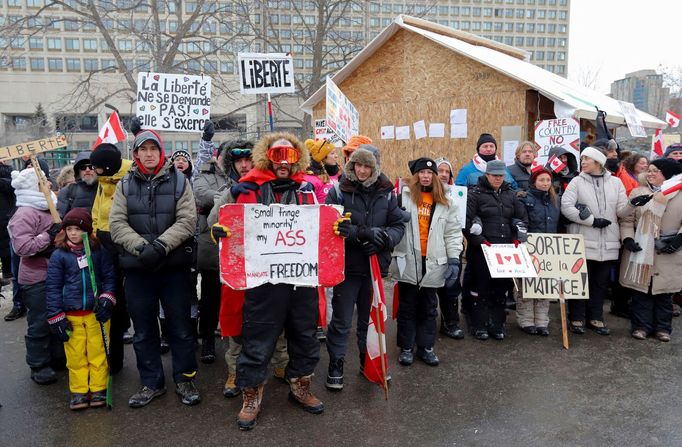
[11,168,40,192]
[580,147,607,167]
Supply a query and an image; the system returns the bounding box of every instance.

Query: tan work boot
[273,367,286,382]
[237,384,263,431]
[288,375,324,414]
[223,374,240,398]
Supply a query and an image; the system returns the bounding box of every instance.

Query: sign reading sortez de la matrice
[218,204,345,290]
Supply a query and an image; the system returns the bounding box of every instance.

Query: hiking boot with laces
[4,306,26,321]
[176,380,201,406]
[288,375,324,414]
[326,358,344,391]
[223,374,240,398]
[237,385,264,431]
[128,385,166,408]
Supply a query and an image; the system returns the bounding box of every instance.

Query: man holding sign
[211,132,324,431]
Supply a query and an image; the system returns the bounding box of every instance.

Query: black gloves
[630,194,653,207]
[592,218,612,229]
[334,219,356,239]
[95,293,116,323]
[137,240,166,268]
[210,224,231,244]
[229,182,258,198]
[622,237,642,253]
[444,258,460,288]
[48,313,72,342]
[46,223,62,242]
[576,203,591,220]
[361,241,377,256]
[661,234,682,254]
[130,116,142,135]
[202,119,215,142]
[358,227,390,250]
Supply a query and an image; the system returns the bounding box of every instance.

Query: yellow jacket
[92,159,133,233]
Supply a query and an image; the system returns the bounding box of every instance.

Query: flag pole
[267,93,274,131]
[370,255,389,400]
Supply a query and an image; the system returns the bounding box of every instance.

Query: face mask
[604,158,620,174]
[478,152,496,162]
[324,164,339,176]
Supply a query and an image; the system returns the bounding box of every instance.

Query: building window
[526,9,535,18]
[548,24,556,33]
[30,57,45,71]
[526,37,534,46]
[460,21,470,30]
[538,10,545,19]
[505,8,513,17]
[101,59,116,70]
[461,7,471,15]
[27,0,42,7]
[281,14,291,25]
[515,36,524,46]
[483,8,492,16]
[548,10,556,19]
[504,36,513,45]
[117,39,132,52]
[505,22,513,31]
[66,58,81,72]
[83,38,97,51]
[483,22,492,31]
[516,23,524,32]
[11,57,26,71]
[220,61,234,73]
[473,7,481,16]
[546,51,555,61]
[535,50,544,60]
[48,57,63,72]
[47,38,62,50]
[84,58,98,71]
[559,10,567,20]
[29,37,43,50]
[64,19,79,31]
[537,24,545,32]
[556,65,565,74]
[65,38,80,51]
[557,51,566,61]
[516,8,524,18]
[537,37,545,46]
[559,24,567,33]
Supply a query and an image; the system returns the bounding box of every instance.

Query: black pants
[437,278,461,327]
[568,260,613,323]
[236,284,319,388]
[125,267,197,388]
[396,282,438,350]
[630,289,672,334]
[326,274,372,360]
[468,246,510,333]
[198,269,221,340]
[22,282,64,369]
[609,249,631,315]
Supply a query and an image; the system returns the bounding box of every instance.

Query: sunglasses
[80,164,94,171]
[230,148,252,156]
[267,145,300,165]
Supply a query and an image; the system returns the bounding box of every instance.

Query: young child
[46,208,116,410]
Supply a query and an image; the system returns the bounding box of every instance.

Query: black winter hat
[91,143,122,176]
[408,157,438,175]
[651,158,682,180]
[476,133,497,152]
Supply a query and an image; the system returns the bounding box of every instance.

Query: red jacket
[615,165,638,197]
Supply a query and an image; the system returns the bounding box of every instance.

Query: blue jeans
[22,282,64,368]
[10,245,24,310]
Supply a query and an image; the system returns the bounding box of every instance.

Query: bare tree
[570,64,603,91]
[659,64,682,96]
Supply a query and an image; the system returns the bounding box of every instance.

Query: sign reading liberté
[218,204,345,290]
[0,135,68,162]
[522,233,589,299]
[534,118,580,166]
[238,53,295,94]
[136,72,211,132]
[326,77,360,144]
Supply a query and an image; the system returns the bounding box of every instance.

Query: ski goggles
[229,148,252,157]
[267,145,300,165]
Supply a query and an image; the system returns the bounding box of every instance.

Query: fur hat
[408,157,438,175]
[581,146,607,166]
[342,135,372,159]
[61,207,93,234]
[651,158,682,180]
[11,168,40,192]
[345,148,379,187]
[91,143,122,176]
[357,144,381,167]
[251,132,309,176]
[305,139,336,163]
[476,133,497,152]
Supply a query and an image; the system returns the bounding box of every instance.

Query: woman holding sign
[620,159,682,342]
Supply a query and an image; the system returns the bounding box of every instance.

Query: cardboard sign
[0,135,68,162]
[218,204,345,290]
[617,100,647,137]
[136,72,211,132]
[314,119,341,145]
[522,233,589,299]
[481,244,537,278]
[445,185,467,230]
[534,118,580,166]
[238,52,295,94]
[325,77,359,144]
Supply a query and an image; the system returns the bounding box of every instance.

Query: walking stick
[83,233,113,409]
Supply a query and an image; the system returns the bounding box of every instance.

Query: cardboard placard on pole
[237,52,295,95]
[533,118,580,166]
[0,135,67,162]
[325,77,359,144]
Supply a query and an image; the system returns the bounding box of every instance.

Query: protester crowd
[2,117,681,432]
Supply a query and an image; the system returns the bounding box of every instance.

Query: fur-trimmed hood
[251,131,310,176]
[344,147,380,187]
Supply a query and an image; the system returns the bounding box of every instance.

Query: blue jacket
[519,187,560,233]
[454,160,518,189]
[46,245,116,318]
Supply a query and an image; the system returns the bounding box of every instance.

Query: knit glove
[622,237,642,253]
[358,227,390,250]
[229,182,257,198]
[661,234,682,254]
[48,313,72,342]
[210,224,231,244]
[576,203,592,220]
[202,120,215,142]
[361,241,378,256]
[592,218,612,229]
[137,240,166,268]
[95,293,116,323]
[444,258,460,288]
[130,116,142,135]
[630,194,653,207]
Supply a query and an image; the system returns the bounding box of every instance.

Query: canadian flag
[666,110,681,128]
[547,154,567,173]
[92,111,127,149]
[651,129,664,158]
[530,158,544,173]
[364,254,389,395]
[662,173,682,196]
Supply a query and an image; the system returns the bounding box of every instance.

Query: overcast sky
[568,0,680,94]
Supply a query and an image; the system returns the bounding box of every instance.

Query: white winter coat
[390,187,463,288]
[561,170,634,261]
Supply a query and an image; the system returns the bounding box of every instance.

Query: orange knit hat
[342,135,372,159]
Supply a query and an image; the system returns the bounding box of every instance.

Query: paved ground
[1,288,682,447]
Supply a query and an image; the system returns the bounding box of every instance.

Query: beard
[82,175,98,186]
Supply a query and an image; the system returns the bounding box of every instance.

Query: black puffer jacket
[0,163,14,259]
[325,173,405,276]
[465,175,528,244]
[519,188,560,233]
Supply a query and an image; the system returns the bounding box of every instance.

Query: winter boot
[223,374,240,398]
[176,380,201,406]
[200,336,215,364]
[237,385,264,431]
[288,375,324,414]
[325,358,344,391]
[398,348,413,366]
[30,366,57,385]
[89,390,107,408]
[69,393,89,410]
[416,347,440,366]
[359,352,365,374]
[273,367,286,382]
[128,385,166,408]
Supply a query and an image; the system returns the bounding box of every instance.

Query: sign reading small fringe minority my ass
[326,77,359,144]
[534,118,580,166]
[218,204,346,290]
[523,233,589,299]
[237,53,295,94]
[136,72,211,132]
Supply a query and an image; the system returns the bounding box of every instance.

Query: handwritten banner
[136,72,211,132]
[238,52,295,94]
[218,204,345,290]
[522,233,589,299]
[0,135,68,162]
[481,244,537,278]
[534,118,580,166]
[325,77,359,144]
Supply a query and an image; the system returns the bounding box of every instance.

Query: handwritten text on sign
[534,118,580,166]
[0,135,67,162]
[218,204,345,290]
[522,233,589,299]
[136,72,211,132]
[481,244,537,278]
[238,52,295,94]
[325,77,359,144]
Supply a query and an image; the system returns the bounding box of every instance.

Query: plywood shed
[301,15,666,179]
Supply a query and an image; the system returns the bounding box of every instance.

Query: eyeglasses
[80,164,94,171]
[647,167,661,174]
[229,148,252,156]
[267,145,300,165]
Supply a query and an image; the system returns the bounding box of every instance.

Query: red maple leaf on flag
[92,111,127,149]
[548,154,567,173]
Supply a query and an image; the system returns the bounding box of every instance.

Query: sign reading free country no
[237,53,296,95]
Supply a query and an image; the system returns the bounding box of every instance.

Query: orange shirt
[417,192,433,254]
